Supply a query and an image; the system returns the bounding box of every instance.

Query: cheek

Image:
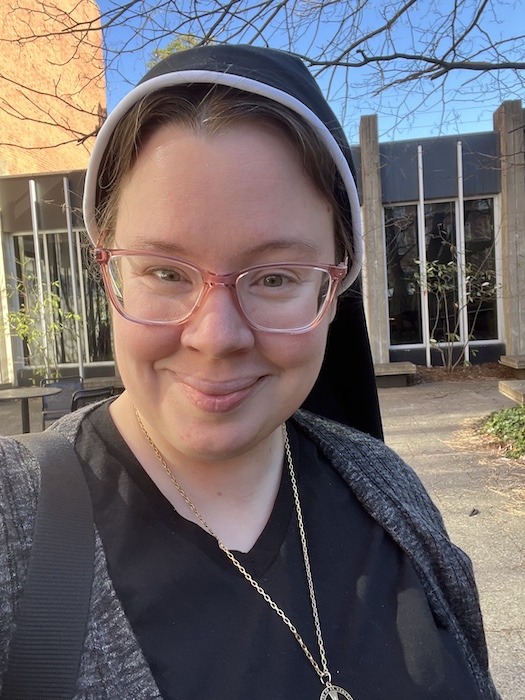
[260,323,329,374]
[113,315,182,363]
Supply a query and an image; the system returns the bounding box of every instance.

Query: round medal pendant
[320,685,355,700]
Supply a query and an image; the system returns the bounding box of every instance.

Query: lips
[176,375,264,413]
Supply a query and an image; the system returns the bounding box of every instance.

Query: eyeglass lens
[107,254,333,331]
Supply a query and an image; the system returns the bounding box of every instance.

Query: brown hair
[95,84,353,261]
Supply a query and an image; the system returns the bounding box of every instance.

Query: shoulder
[294,410,498,695]
[294,410,459,565]
[294,409,442,524]
[0,408,96,681]
[0,435,41,521]
[0,409,93,586]
[49,401,108,440]
[293,411,469,611]
[0,436,41,674]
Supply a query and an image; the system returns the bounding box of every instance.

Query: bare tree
[0,0,105,172]
[2,0,525,150]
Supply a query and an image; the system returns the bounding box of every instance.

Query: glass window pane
[43,232,81,365]
[78,231,113,362]
[464,198,498,340]
[424,201,458,343]
[384,205,422,344]
[10,231,112,371]
[384,198,498,352]
[10,236,41,369]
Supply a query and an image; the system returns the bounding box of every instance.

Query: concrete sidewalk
[379,379,524,700]
[1,380,523,697]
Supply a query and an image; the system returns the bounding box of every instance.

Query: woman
[0,45,499,699]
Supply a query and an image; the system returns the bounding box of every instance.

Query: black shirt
[75,403,482,700]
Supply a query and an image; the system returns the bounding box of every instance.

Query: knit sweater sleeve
[294,410,501,700]
[0,437,40,682]
[0,415,163,699]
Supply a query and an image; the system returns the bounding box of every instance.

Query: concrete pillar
[493,101,525,355]
[0,223,15,386]
[359,114,390,364]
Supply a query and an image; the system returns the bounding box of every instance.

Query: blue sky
[97,0,523,144]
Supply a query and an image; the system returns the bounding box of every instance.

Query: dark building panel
[0,171,86,233]
[0,177,33,233]
[370,131,501,205]
[421,139,458,199]
[379,141,419,203]
[461,133,501,196]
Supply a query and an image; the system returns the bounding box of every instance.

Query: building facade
[358,100,524,368]
[0,0,105,175]
[0,0,106,386]
[0,171,111,386]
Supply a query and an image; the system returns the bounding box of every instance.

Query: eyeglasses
[95,249,347,334]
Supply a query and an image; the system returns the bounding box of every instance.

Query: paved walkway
[0,379,523,697]
[379,379,524,700]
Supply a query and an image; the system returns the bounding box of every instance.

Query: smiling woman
[0,45,500,700]
[107,121,339,467]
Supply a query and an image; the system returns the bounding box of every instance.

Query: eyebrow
[117,236,324,259]
[246,239,323,257]
[121,238,187,256]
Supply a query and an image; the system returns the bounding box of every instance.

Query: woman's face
[112,121,336,462]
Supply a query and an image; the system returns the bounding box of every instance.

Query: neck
[110,395,285,551]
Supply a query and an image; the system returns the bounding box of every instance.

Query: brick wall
[0,0,106,175]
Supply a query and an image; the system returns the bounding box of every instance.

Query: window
[424,201,457,343]
[384,197,498,349]
[464,199,497,340]
[384,205,422,344]
[10,231,111,369]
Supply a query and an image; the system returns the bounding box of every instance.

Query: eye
[252,268,301,287]
[149,267,185,282]
[262,274,286,288]
[245,268,304,299]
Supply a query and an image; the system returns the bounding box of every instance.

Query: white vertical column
[63,177,85,379]
[74,230,90,365]
[456,140,469,364]
[29,179,49,366]
[417,146,431,368]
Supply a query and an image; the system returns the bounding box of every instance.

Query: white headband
[83,71,363,290]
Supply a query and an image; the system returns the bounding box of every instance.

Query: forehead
[115,122,336,266]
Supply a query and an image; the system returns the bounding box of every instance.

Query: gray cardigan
[0,406,500,699]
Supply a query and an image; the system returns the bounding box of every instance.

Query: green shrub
[480,405,525,458]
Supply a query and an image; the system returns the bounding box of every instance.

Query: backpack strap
[2,431,95,700]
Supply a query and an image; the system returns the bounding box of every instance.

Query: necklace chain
[134,407,354,699]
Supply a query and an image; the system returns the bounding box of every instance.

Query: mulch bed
[412,361,516,384]
[414,361,525,510]
[451,421,525,514]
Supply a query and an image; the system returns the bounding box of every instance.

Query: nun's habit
[83,44,383,440]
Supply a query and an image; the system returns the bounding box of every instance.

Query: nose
[180,285,256,357]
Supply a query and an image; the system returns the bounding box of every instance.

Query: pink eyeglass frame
[94,248,348,334]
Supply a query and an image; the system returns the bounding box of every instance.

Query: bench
[374,362,417,388]
[499,355,525,379]
[498,380,525,405]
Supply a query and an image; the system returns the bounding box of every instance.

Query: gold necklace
[134,407,354,700]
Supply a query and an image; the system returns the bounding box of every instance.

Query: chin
[167,411,283,463]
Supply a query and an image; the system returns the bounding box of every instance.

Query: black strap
[2,432,95,700]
